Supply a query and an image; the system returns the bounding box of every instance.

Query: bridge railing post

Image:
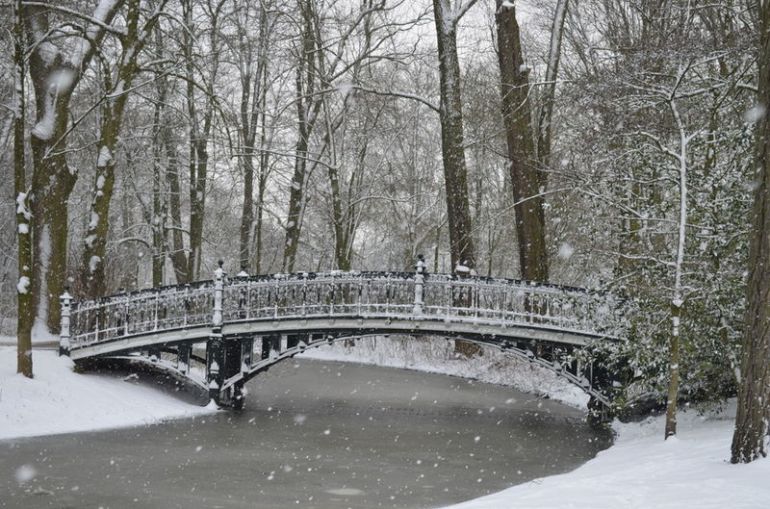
[153,292,159,331]
[413,254,425,315]
[208,260,226,404]
[213,260,225,328]
[236,265,249,320]
[59,288,72,356]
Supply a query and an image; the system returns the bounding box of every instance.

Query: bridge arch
[229,332,612,408]
[59,262,624,412]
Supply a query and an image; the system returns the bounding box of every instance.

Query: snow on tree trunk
[731,0,770,464]
[664,99,690,439]
[79,0,168,300]
[23,0,124,333]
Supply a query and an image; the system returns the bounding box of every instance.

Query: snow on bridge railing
[60,259,625,355]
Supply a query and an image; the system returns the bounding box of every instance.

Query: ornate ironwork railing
[59,263,624,354]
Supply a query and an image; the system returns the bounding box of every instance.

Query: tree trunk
[536,0,568,170]
[80,0,167,299]
[283,0,318,272]
[14,0,33,377]
[495,0,548,283]
[23,1,123,333]
[151,70,167,288]
[253,144,269,274]
[665,300,682,438]
[239,146,255,272]
[433,0,476,271]
[165,134,189,283]
[183,0,223,281]
[731,0,770,463]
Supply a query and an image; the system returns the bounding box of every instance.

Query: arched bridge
[59,260,625,411]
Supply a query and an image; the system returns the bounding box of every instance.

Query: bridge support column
[177,343,191,375]
[241,337,254,372]
[147,347,161,362]
[206,337,225,402]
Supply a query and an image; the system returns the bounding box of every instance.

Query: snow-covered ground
[442,402,770,509]
[0,347,216,440]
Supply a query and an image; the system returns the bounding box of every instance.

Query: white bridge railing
[60,262,624,354]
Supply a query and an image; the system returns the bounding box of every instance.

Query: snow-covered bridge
[59,258,625,410]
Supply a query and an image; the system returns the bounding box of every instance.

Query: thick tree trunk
[433,0,476,271]
[495,0,548,283]
[731,0,770,463]
[24,1,123,333]
[14,0,33,377]
[29,145,75,334]
[433,0,478,357]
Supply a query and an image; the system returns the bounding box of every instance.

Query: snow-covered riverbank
[0,347,216,441]
[443,401,770,509]
[2,340,768,509]
[303,337,770,509]
[299,335,589,408]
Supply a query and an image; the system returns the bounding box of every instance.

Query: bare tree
[181,0,226,281]
[432,0,478,271]
[495,0,548,282]
[536,0,568,171]
[282,0,321,272]
[229,0,273,273]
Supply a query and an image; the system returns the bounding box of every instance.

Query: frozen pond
[1,359,611,508]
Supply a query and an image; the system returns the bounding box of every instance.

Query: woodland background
[0,0,760,418]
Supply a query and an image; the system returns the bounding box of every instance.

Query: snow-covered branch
[21,1,127,36]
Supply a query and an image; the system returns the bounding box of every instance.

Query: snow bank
[0,333,60,347]
[299,336,589,408]
[442,402,770,509]
[0,348,216,441]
